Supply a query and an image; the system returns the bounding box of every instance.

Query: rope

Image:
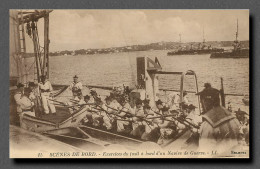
[25,58,36,73]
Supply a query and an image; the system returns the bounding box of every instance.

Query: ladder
[18,11,26,54]
[18,10,28,84]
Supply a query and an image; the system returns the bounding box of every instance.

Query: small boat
[19,106,89,132]
[10,125,83,158]
[40,57,201,150]
[43,126,143,151]
[42,125,191,150]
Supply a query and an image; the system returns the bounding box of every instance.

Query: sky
[23,10,249,52]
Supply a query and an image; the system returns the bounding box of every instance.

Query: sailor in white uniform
[69,75,83,100]
[131,99,145,137]
[38,75,56,115]
[116,96,133,133]
[101,96,119,130]
[167,91,189,110]
[14,83,35,117]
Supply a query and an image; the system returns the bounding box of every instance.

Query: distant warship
[167,31,224,56]
[210,19,249,58]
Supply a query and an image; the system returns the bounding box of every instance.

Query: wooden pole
[180,73,184,107]
[220,77,226,107]
[32,22,41,82]
[43,12,50,78]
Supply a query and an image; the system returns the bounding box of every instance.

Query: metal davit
[137,57,201,114]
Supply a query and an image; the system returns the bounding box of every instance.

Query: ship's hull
[43,126,144,150]
[210,49,249,58]
[167,48,224,56]
[43,125,192,150]
[78,123,191,149]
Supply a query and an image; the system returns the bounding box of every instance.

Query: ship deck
[37,106,71,124]
[10,88,73,125]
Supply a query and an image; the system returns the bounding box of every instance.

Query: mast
[43,12,50,79]
[202,26,205,43]
[233,19,239,51]
[201,26,206,49]
[178,34,182,50]
[236,19,238,42]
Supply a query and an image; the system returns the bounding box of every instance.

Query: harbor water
[25,50,249,112]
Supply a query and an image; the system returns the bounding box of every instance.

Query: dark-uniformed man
[196,84,241,155]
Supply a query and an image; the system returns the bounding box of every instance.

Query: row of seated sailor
[69,91,202,145]
[14,82,42,118]
[14,76,57,119]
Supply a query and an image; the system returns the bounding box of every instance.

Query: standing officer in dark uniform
[196,83,241,156]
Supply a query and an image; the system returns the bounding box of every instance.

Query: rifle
[48,98,67,105]
[96,103,155,129]
[150,109,200,129]
[92,105,133,122]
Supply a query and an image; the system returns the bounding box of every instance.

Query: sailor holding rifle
[157,107,177,145]
[101,96,120,130]
[90,96,114,129]
[116,96,133,133]
[141,104,160,142]
[130,99,145,138]
[152,99,164,114]
[80,95,95,124]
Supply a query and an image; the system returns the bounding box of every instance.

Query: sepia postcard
[9,9,249,158]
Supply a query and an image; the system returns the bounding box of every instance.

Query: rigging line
[35,22,41,56]
[37,34,44,74]
[25,59,36,72]
[118,24,136,87]
[31,25,40,80]
[35,22,43,72]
